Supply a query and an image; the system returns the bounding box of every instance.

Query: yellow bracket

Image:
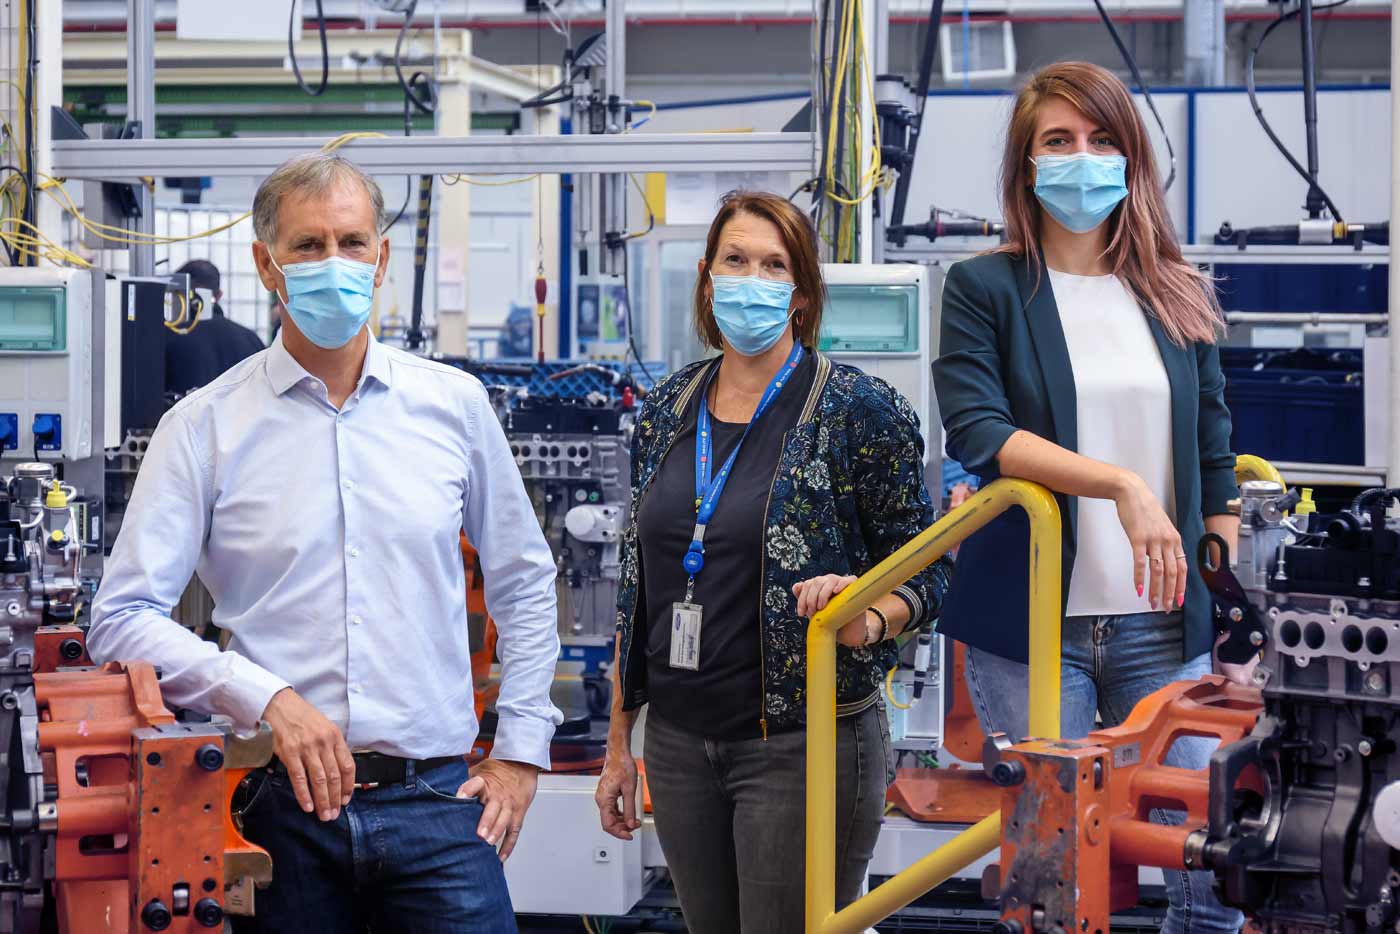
[805,478,1063,933]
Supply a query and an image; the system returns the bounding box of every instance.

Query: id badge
[669,602,703,671]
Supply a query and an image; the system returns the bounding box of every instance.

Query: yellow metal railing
[805,478,1063,933]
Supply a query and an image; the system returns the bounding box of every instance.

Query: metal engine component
[1194,484,1400,934]
[0,464,90,931]
[504,398,634,642]
[0,465,270,931]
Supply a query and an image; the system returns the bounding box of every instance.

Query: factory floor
[513,876,1176,933]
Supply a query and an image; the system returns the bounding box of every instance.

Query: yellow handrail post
[805,478,1062,933]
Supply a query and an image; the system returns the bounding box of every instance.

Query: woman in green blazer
[932,62,1246,934]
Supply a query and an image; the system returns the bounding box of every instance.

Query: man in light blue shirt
[89,152,561,933]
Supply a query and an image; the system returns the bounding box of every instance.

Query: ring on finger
[1150,556,1163,565]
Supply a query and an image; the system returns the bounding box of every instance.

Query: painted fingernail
[1137,585,1144,597]
[1177,595,1185,608]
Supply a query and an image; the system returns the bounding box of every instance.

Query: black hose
[621,246,657,387]
[1244,0,1349,224]
[22,0,37,263]
[288,0,329,97]
[394,0,438,117]
[1092,0,1176,192]
[407,173,432,351]
[1350,487,1400,514]
[0,164,26,266]
[890,0,944,232]
[814,0,835,234]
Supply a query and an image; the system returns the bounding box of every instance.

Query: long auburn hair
[998,62,1222,346]
[692,190,827,351]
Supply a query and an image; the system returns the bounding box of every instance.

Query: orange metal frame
[32,628,271,933]
[994,676,1264,934]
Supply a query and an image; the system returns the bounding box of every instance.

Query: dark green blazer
[931,251,1238,664]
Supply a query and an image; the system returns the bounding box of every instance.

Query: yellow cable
[823,0,884,207]
[822,0,855,198]
[581,917,596,934]
[885,667,913,711]
[0,218,92,268]
[321,131,390,151]
[11,132,390,252]
[15,0,29,174]
[165,292,203,335]
[442,174,541,187]
[631,99,657,125]
[624,173,655,240]
[0,81,27,108]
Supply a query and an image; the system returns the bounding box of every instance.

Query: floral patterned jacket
[614,352,954,735]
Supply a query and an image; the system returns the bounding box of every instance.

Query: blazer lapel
[1144,313,1195,529]
[1013,255,1078,457]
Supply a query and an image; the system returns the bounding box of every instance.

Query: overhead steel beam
[51,131,815,178]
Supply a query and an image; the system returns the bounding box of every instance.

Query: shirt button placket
[338,411,359,723]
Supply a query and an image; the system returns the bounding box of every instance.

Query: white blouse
[1049,269,1176,617]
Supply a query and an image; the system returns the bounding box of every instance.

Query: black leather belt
[271,752,461,789]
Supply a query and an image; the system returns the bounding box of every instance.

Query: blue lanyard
[682,344,805,588]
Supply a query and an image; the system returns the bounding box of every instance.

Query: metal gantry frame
[49,132,817,179]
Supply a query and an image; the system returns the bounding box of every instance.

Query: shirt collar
[265,331,394,397]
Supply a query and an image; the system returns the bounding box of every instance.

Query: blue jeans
[965,612,1243,934]
[230,758,516,934]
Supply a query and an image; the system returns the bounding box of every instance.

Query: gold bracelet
[868,606,890,644]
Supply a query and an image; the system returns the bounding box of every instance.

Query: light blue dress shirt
[89,334,562,768]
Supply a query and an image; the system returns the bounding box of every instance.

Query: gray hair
[251,152,386,245]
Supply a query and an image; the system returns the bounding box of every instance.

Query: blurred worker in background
[932,61,1245,934]
[90,152,562,933]
[498,303,535,358]
[595,191,953,933]
[164,258,264,397]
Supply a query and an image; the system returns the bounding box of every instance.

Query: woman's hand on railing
[794,574,875,646]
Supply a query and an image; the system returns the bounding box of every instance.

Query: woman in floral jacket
[592,190,952,933]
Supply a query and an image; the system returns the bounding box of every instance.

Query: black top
[638,353,815,740]
[164,304,266,397]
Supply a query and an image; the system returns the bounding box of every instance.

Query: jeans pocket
[233,770,277,830]
[416,767,477,804]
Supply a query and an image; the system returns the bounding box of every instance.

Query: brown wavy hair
[998,61,1222,346]
[692,191,827,351]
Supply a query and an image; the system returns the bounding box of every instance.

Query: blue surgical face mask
[270,247,380,349]
[710,274,797,357]
[1033,153,1129,234]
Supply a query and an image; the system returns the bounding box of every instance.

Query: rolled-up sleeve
[932,261,1018,478]
[1196,340,1238,516]
[88,411,289,730]
[461,385,563,771]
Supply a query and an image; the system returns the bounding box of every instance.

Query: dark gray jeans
[644,703,892,934]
